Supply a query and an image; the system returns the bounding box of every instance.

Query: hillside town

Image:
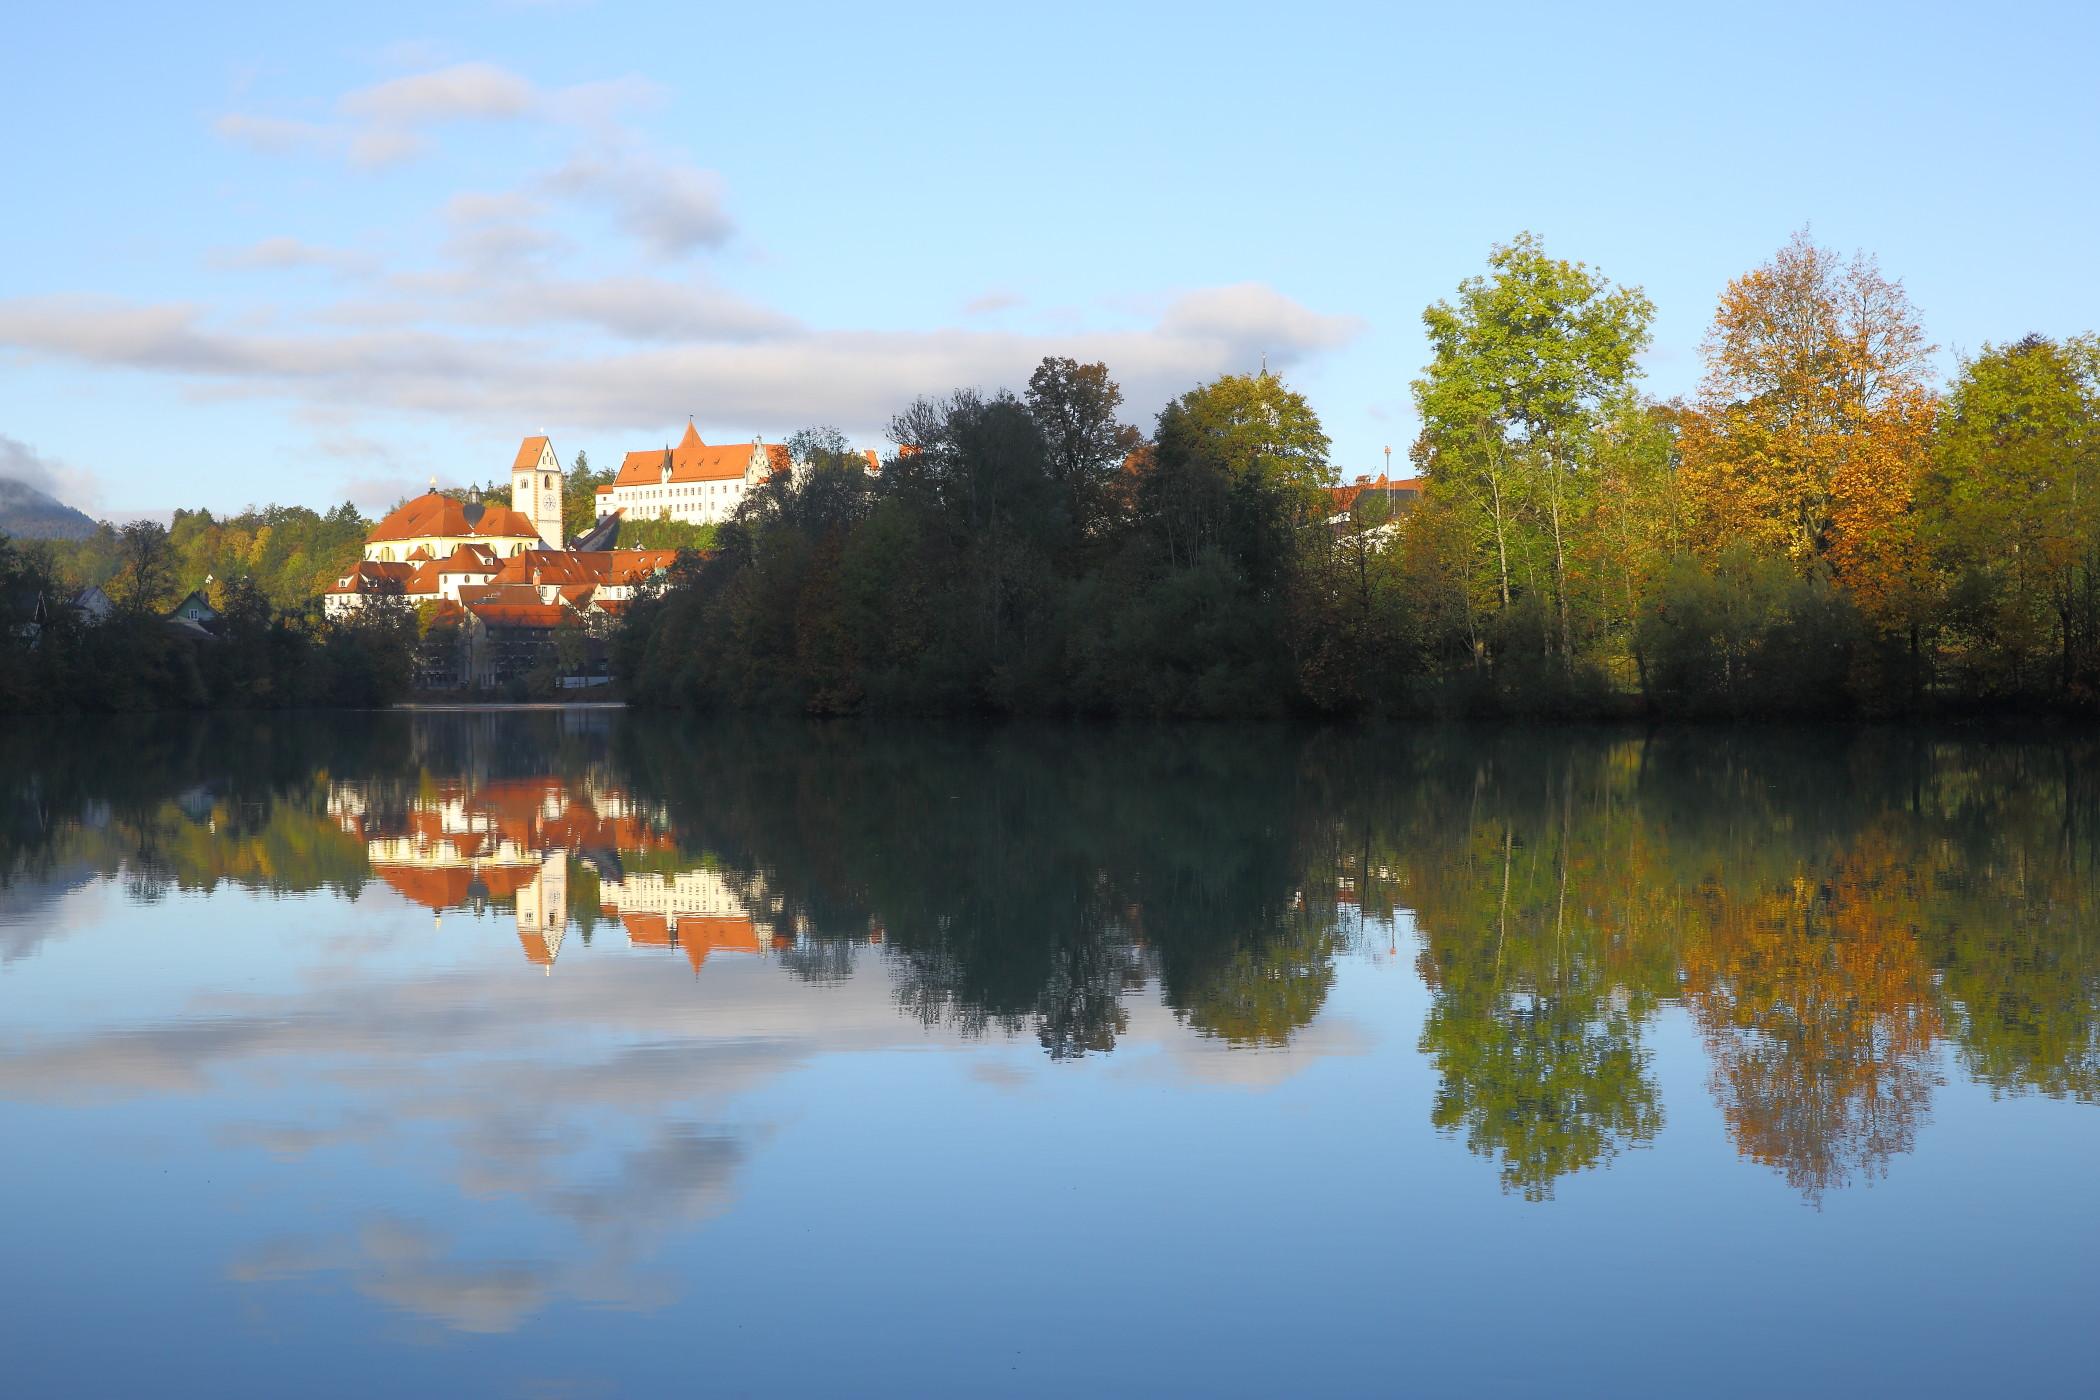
[315,422,878,689]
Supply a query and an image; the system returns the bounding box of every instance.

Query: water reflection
[3,714,2099,1336]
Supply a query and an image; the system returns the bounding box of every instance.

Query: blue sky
[2,0,2096,518]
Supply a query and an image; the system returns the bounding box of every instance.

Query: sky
[1,0,2097,520]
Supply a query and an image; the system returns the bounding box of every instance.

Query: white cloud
[0,281,1361,442]
[347,126,427,169]
[544,75,667,128]
[440,189,563,265]
[213,112,335,156]
[210,237,373,275]
[214,62,665,175]
[1157,281,1364,353]
[964,290,1024,317]
[543,147,734,257]
[507,276,799,342]
[341,61,538,124]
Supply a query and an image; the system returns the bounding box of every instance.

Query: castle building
[600,420,790,527]
[592,420,879,528]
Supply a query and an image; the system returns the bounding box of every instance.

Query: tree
[563,450,615,543]
[1923,334,2100,695]
[1141,369,1331,580]
[1679,230,1936,579]
[106,520,177,613]
[1024,356,1141,541]
[1412,233,1655,669]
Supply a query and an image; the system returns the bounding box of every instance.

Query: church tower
[510,436,565,549]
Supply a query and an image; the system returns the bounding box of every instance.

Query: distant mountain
[0,478,98,540]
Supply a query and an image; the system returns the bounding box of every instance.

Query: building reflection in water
[328,775,796,976]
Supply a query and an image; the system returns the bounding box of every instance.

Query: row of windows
[624,483,744,501]
[371,541,529,562]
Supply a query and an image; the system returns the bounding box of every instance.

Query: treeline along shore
[620,231,2100,719]
[6,229,2100,718]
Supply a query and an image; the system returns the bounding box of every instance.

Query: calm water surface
[2,712,2096,1396]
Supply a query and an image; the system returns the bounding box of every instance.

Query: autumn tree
[1679,230,1937,615]
[1679,836,1944,1202]
[105,519,177,613]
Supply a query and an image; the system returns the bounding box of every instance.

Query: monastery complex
[323,422,875,686]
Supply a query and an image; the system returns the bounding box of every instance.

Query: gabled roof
[512,435,552,473]
[328,560,417,595]
[602,548,677,582]
[613,420,781,487]
[374,863,474,911]
[434,544,501,574]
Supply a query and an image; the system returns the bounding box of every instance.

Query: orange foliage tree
[1678,832,1944,1201]
[1679,230,1938,631]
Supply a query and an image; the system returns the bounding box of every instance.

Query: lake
[2,711,2096,1396]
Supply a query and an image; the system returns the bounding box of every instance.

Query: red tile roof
[375,864,474,911]
[327,560,416,595]
[674,915,760,972]
[613,420,782,488]
[1326,474,1423,513]
[468,602,570,629]
[368,491,545,545]
[512,435,551,473]
[471,502,542,538]
[435,544,501,574]
[477,863,543,899]
[624,913,672,947]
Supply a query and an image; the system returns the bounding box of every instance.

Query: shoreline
[391,700,628,712]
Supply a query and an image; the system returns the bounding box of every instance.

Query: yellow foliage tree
[1680,230,1937,626]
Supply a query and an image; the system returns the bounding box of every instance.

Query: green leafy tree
[1413,233,1655,671]
[1024,356,1142,543]
[1922,334,2100,696]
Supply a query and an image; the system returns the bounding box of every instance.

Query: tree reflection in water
[3,713,2097,1203]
